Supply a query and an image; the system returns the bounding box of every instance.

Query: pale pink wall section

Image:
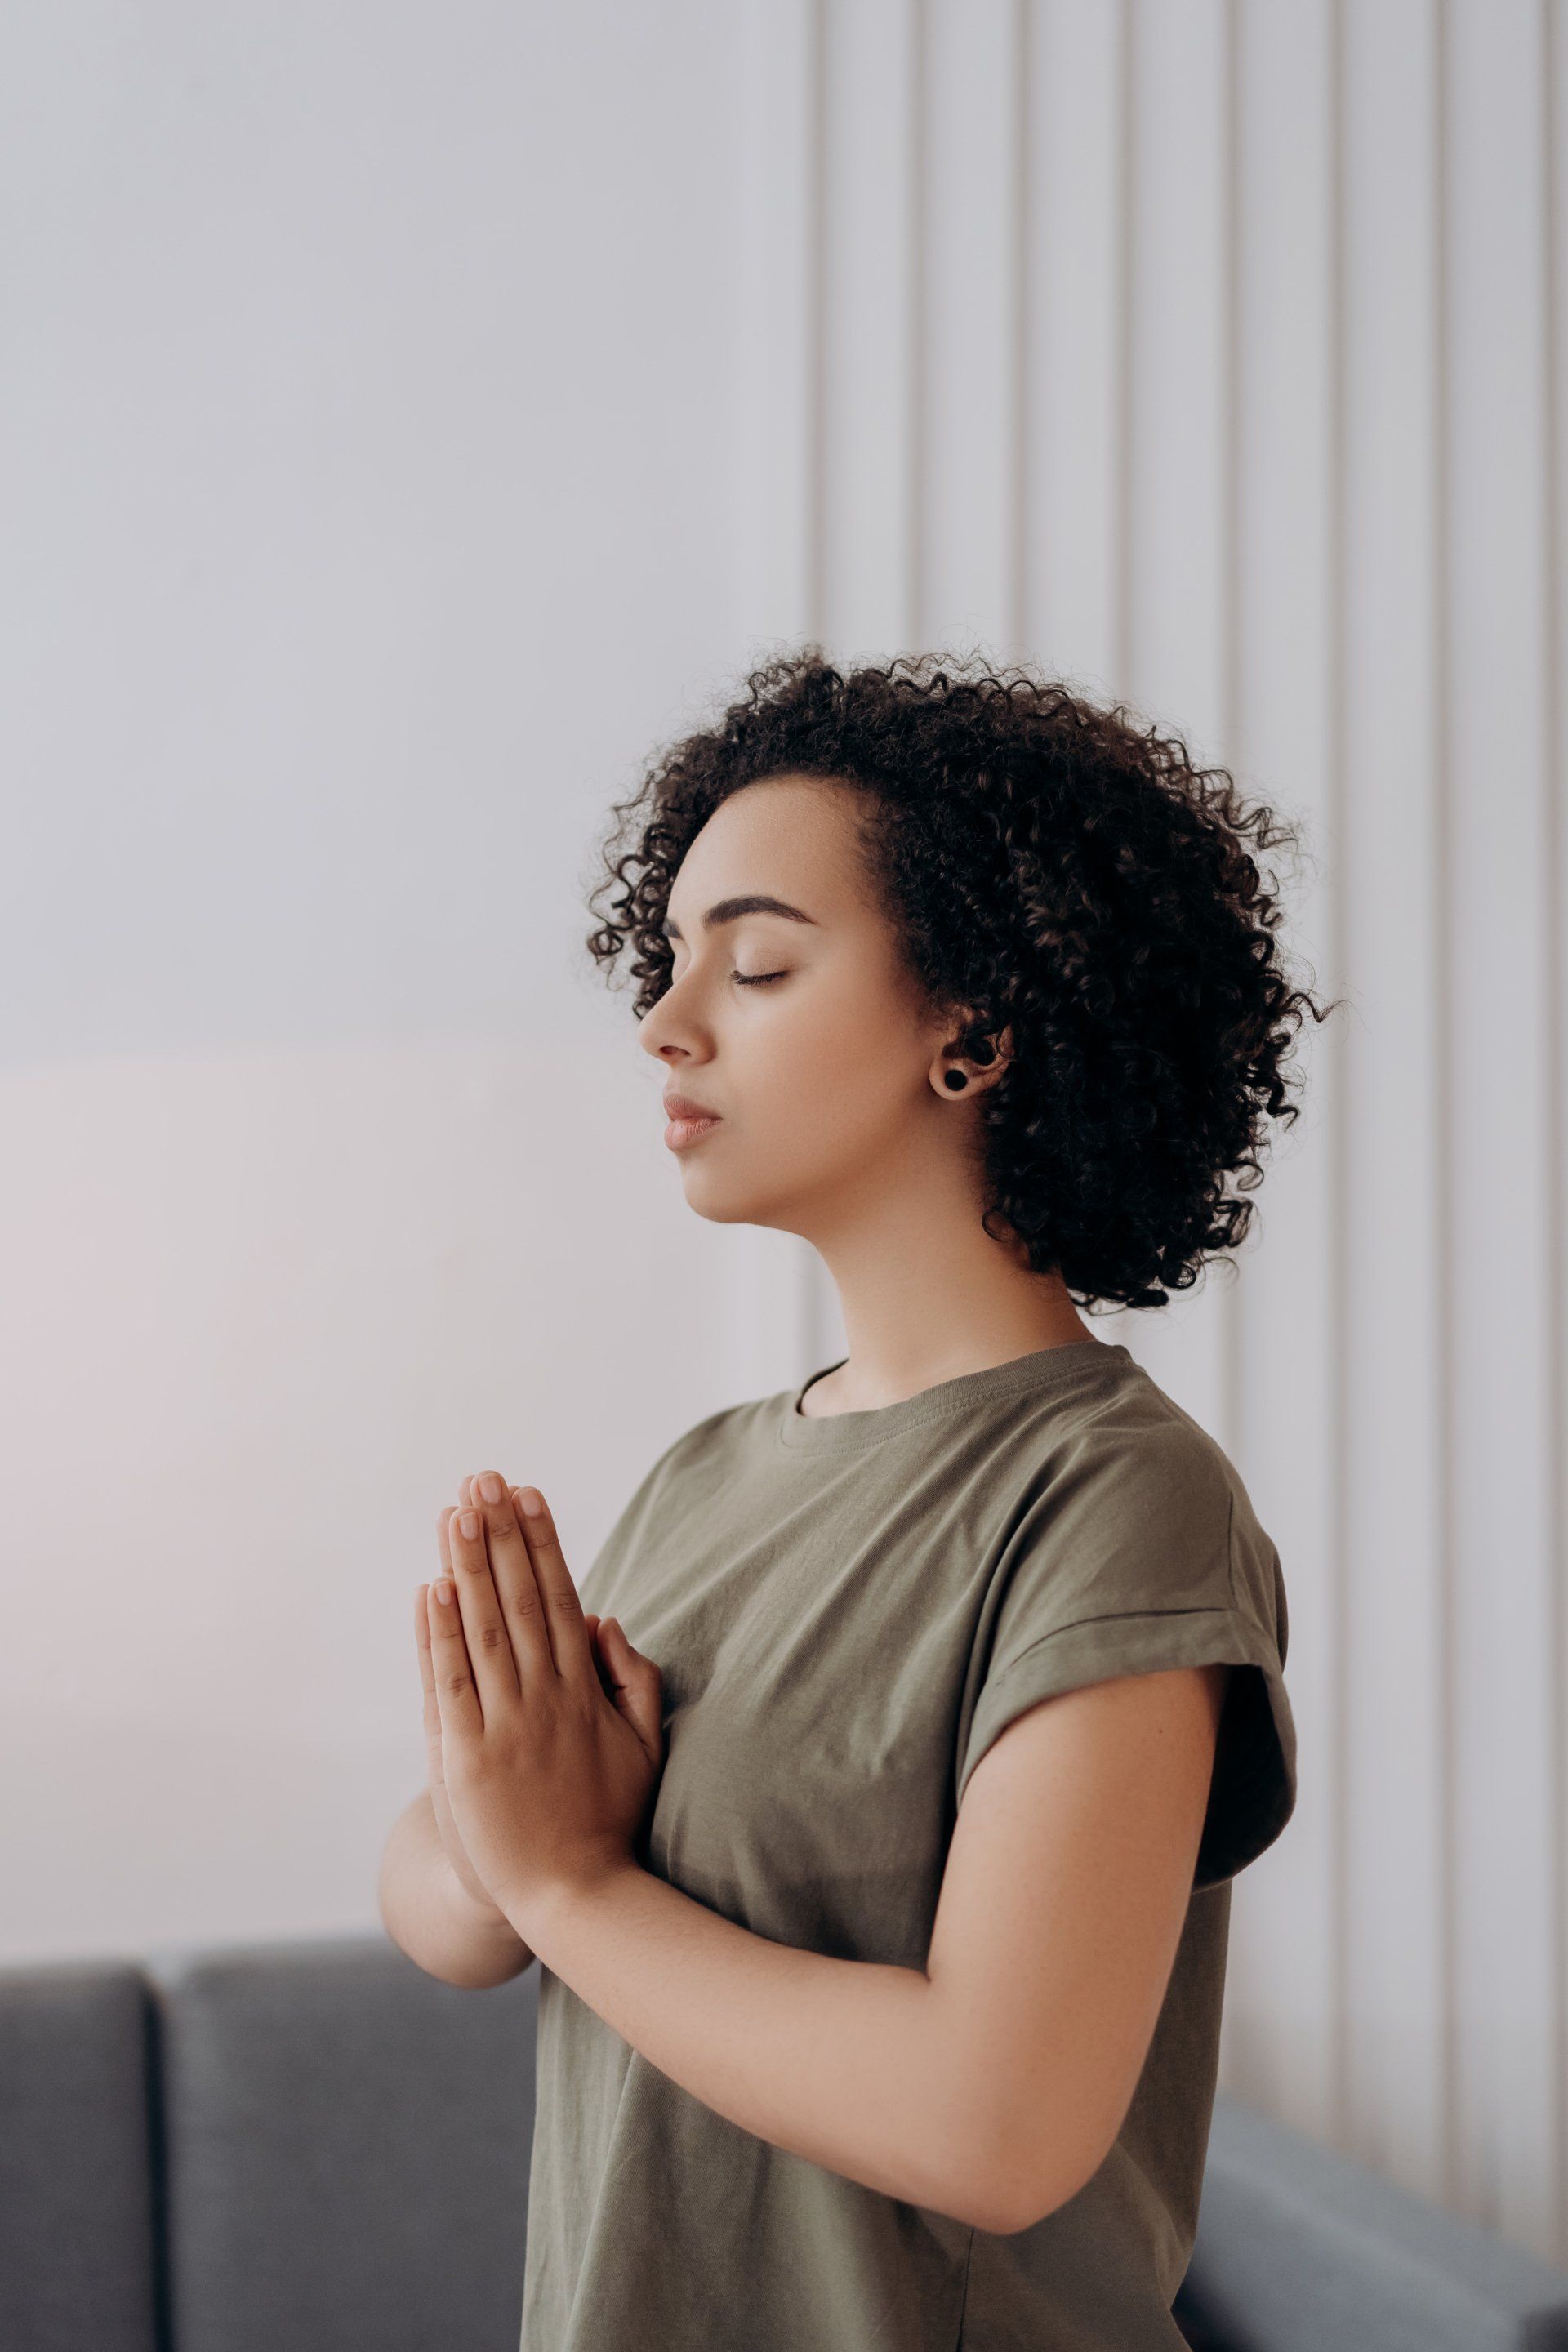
[0,1036,766,1960]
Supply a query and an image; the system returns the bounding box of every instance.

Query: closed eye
[733,970,788,987]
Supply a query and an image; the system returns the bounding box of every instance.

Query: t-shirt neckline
[776,1338,1133,1453]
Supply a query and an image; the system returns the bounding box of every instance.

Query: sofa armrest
[0,1957,162,2352]
[1179,2091,1568,2352]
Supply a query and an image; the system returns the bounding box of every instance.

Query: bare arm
[517,1661,1227,2234]
[379,1790,537,1990]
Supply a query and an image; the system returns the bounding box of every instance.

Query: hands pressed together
[414,1471,666,1939]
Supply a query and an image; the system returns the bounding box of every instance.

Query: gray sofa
[3,1931,1566,2351]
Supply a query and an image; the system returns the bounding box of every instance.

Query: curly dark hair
[583,647,1341,1313]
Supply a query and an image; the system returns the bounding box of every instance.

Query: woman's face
[638,773,969,1236]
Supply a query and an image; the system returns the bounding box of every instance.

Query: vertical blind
[737,0,1567,2266]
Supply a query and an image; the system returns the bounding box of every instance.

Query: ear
[931,1018,1014,1100]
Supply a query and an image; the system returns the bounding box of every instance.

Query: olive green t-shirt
[520,1336,1297,2352]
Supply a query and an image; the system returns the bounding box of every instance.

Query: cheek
[741,987,920,1144]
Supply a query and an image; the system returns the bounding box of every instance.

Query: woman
[381,650,1328,2350]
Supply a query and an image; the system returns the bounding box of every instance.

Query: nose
[638,978,695,1064]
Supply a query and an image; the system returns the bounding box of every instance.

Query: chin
[676,1168,800,1231]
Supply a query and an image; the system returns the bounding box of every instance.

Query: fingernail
[459,1511,479,1539]
[479,1473,502,1503]
[520,1489,545,1517]
[435,1579,453,1606]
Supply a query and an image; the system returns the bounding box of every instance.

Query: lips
[662,1090,723,1152]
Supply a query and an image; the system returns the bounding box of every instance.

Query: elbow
[938,2103,1106,2238]
[963,2178,1080,2239]
[946,2172,1076,2240]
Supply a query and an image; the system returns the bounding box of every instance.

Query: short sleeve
[954,1428,1298,1890]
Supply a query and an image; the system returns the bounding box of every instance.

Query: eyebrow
[660,893,820,942]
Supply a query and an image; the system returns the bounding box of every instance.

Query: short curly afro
[583,647,1339,1314]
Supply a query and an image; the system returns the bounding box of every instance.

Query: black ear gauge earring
[946,1031,1000,1090]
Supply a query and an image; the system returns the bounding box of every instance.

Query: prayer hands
[416,1472,665,1934]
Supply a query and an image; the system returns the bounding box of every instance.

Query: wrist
[441,1853,530,1943]
[511,1854,644,1958]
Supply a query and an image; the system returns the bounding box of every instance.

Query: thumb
[582,1613,612,1695]
[595,1618,664,1761]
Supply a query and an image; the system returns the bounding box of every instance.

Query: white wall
[0,2,824,1964]
[5,0,1564,2276]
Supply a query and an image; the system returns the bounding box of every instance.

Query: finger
[434,1506,473,1692]
[512,1486,595,1686]
[597,1617,665,1766]
[464,1472,556,1690]
[413,1584,445,1755]
[425,1575,484,1742]
[582,1618,611,1693]
[583,1612,614,1697]
[446,1499,523,1717]
[414,1579,436,1696]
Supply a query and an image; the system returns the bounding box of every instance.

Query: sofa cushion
[143,1932,537,2352]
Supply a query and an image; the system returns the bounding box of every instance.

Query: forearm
[379,1794,537,1989]
[519,1864,1007,2226]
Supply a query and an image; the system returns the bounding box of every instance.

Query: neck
[791,1152,1095,1412]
